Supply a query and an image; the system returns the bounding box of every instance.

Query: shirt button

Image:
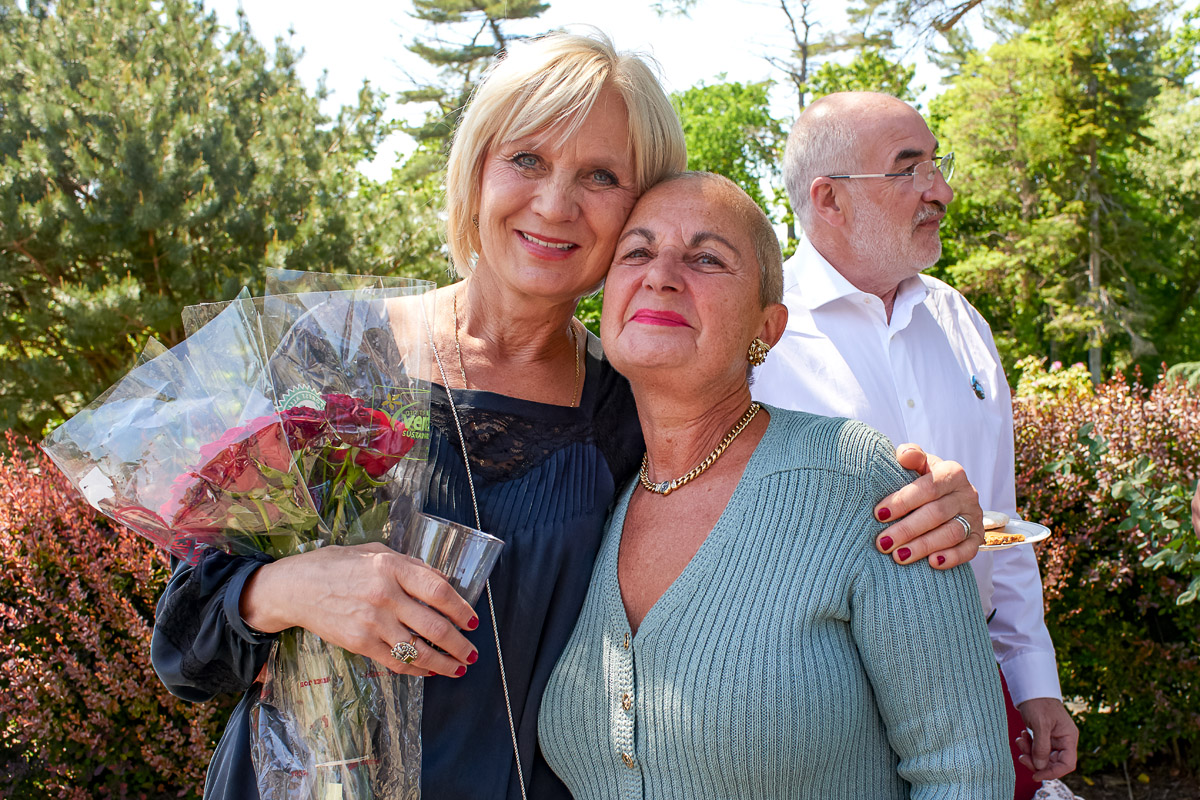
[906,398,915,408]
[621,752,635,769]
[622,693,633,711]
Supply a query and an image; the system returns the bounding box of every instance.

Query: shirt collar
[782,237,929,333]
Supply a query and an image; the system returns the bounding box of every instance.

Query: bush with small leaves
[0,433,230,798]
[1013,360,1200,773]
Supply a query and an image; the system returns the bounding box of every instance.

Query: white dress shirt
[753,237,1062,705]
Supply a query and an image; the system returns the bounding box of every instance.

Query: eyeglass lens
[914,154,954,191]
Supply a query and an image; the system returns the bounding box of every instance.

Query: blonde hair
[444,31,687,276]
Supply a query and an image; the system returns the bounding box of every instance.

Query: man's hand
[1191,480,1199,536]
[874,444,984,569]
[1015,698,1079,781]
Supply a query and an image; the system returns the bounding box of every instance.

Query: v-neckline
[608,407,778,641]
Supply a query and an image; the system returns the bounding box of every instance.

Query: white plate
[980,519,1051,551]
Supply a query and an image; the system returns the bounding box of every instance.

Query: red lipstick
[630,309,689,327]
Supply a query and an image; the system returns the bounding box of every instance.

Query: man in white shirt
[754,92,1078,795]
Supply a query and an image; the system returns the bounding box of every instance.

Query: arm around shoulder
[851,442,1014,797]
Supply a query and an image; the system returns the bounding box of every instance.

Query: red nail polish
[937,555,946,566]
[467,616,479,630]
[879,535,893,551]
[454,665,467,677]
[877,507,891,521]
[897,547,911,562]
[467,650,478,665]
[427,671,437,677]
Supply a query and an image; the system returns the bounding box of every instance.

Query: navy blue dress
[151,335,643,800]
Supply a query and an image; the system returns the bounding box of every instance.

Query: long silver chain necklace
[453,289,581,407]
[422,295,528,800]
[638,402,762,496]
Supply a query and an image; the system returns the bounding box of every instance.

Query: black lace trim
[431,401,597,483]
[430,352,643,486]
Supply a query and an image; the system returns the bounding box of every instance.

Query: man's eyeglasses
[825,152,954,192]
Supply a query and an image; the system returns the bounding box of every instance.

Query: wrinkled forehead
[623,178,752,243]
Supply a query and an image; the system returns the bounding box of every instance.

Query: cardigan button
[621,693,633,711]
[623,633,630,649]
[621,752,635,769]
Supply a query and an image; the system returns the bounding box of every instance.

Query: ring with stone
[390,636,419,664]
[951,513,972,541]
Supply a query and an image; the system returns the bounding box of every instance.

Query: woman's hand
[874,444,984,569]
[240,543,480,677]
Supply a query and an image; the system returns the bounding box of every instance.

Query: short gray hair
[782,96,868,232]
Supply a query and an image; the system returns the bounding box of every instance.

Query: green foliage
[806,49,920,101]
[933,0,1187,379]
[1014,363,1200,770]
[1013,354,1092,399]
[0,433,230,797]
[1167,361,1200,389]
[671,80,785,213]
[0,0,445,438]
[576,291,602,337]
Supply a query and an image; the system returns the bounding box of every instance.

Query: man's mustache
[915,202,947,225]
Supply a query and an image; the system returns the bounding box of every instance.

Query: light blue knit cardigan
[539,407,1013,799]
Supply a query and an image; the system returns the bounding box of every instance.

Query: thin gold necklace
[452,289,581,407]
[639,402,762,496]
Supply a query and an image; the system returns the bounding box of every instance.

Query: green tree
[671,79,786,212]
[0,0,444,437]
[806,48,920,100]
[933,0,1182,378]
[1129,9,1200,366]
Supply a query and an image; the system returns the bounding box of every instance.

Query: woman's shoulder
[760,406,896,472]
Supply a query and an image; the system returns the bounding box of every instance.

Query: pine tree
[0,0,443,435]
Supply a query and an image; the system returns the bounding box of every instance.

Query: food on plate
[982,510,1010,530]
[982,510,1025,546]
[984,530,1026,546]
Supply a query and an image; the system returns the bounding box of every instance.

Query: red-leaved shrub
[0,433,229,798]
[1013,361,1200,772]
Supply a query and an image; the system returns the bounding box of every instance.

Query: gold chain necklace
[453,289,581,408]
[638,402,762,496]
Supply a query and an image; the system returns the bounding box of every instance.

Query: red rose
[322,393,375,443]
[161,416,295,530]
[282,404,330,450]
[323,402,415,479]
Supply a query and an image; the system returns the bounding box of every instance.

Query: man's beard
[848,188,944,277]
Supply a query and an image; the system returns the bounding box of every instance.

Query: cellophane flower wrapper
[40,292,323,564]
[183,273,438,800]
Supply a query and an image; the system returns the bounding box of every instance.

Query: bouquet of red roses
[185,278,438,800]
[41,294,323,563]
[44,279,440,800]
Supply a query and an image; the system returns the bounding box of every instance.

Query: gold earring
[747,337,770,366]
[471,214,479,228]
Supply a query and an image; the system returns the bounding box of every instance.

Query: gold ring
[390,635,419,664]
